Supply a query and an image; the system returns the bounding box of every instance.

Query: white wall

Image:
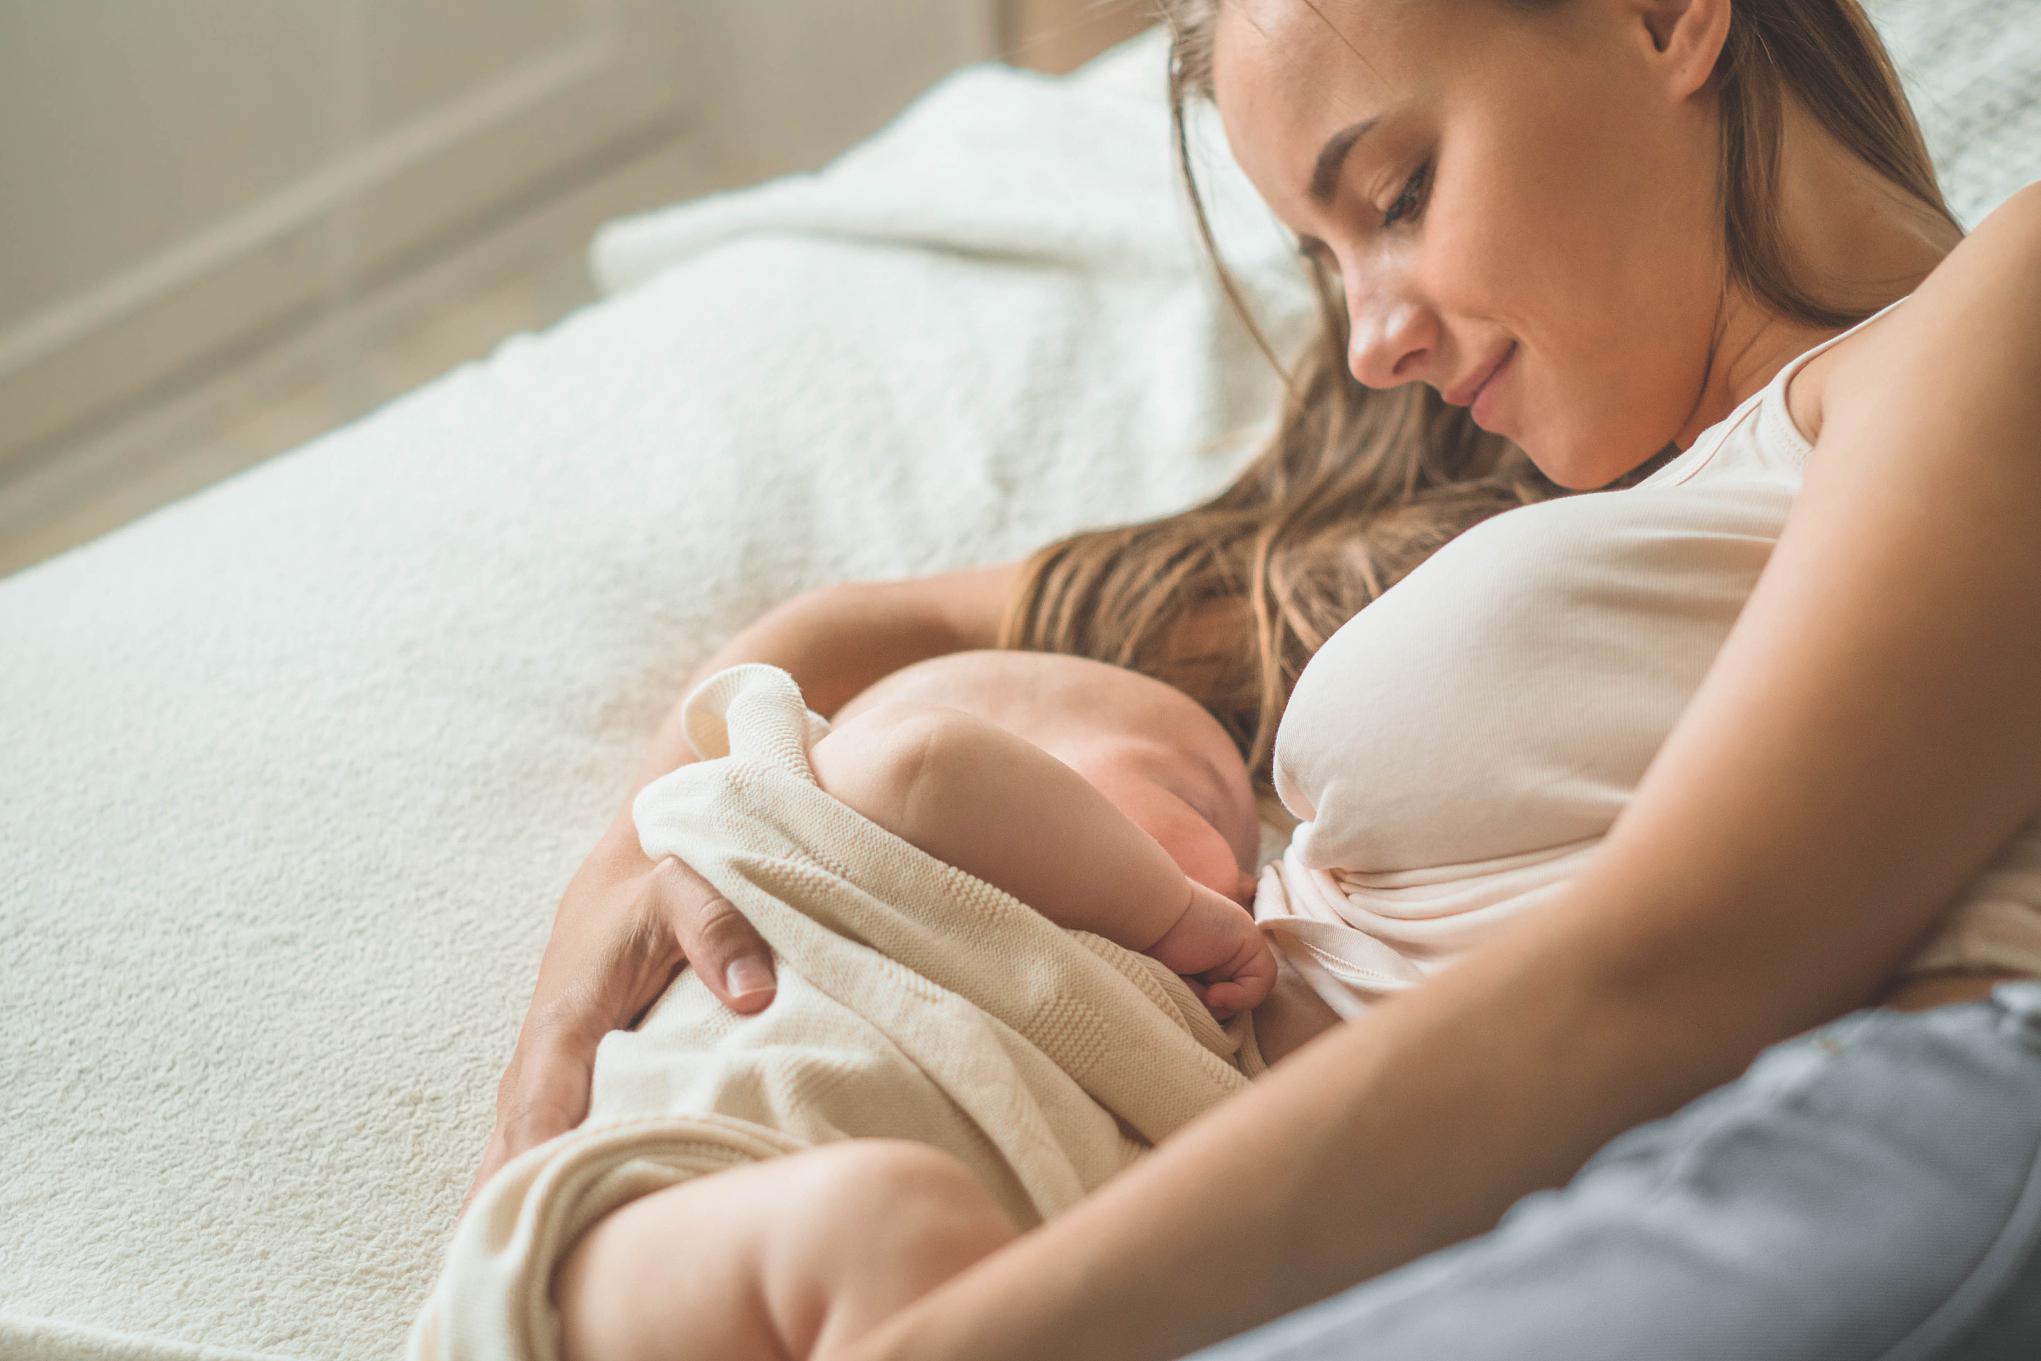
[0,0,1000,483]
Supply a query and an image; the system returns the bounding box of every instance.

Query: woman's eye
[1381,159,1431,229]
[1292,158,1430,266]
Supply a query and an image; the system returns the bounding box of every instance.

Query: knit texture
[407,663,1253,1361]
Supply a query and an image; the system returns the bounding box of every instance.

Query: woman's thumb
[651,854,777,1011]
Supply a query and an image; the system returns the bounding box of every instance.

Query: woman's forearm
[829,865,1780,1361]
[604,581,973,854]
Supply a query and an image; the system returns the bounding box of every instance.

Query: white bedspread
[3,7,2034,1358]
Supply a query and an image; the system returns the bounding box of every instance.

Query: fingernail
[725,957,775,998]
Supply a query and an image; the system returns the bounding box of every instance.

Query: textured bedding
[2,8,2035,1359]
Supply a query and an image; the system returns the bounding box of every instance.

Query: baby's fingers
[1203,938,1275,1014]
[1202,981,1251,1018]
[1191,983,1240,1016]
[1185,976,1251,1023]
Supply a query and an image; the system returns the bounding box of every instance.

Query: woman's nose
[1346,290,1438,390]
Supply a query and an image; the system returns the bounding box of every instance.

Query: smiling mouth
[1477,345,1516,404]
[1446,344,1513,408]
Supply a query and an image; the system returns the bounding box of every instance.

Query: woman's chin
[1517,440,1589,492]
[1526,435,1640,493]
[1544,459,1607,493]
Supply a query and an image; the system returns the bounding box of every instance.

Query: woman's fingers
[464,1027,596,1214]
[463,843,721,1220]
[650,853,777,1012]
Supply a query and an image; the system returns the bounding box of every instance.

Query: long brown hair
[997,0,1960,810]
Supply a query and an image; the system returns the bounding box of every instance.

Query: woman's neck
[1668,94,1962,451]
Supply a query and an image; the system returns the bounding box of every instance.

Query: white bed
[3,11,2035,1359]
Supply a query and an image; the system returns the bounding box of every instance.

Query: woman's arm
[468,559,1020,1207]
[621,563,1024,801]
[823,189,2041,1361]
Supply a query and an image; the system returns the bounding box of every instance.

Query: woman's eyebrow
[1308,114,1384,206]
[1295,113,1389,259]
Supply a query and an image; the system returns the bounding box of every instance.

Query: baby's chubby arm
[808,703,1271,1015]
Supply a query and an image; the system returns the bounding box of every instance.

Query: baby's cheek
[1166,819,1249,903]
[1113,782,1245,902]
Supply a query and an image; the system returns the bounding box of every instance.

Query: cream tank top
[1256,295,2041,1018]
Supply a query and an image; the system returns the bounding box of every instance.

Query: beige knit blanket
[407,662,1261,1361]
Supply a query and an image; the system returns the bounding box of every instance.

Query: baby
[808,648,1275,1020]
[534,651,1325,1361]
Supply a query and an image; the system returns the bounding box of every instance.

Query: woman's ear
[1629,0,1731,103]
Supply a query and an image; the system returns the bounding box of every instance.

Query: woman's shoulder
[1802,182,2041,448]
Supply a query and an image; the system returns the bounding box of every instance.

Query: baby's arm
[809,703,1272,1015]
[809,703,1196,948]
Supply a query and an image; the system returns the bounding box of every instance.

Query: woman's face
[1209,0,1730,488]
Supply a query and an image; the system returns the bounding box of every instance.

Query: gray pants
[1181,980,2041,1360]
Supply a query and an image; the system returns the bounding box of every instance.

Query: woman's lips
[1470,342,1517,432]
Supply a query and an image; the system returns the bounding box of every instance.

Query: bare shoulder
[1810,182,2041,441]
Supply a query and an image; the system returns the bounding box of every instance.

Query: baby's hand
[1142,878,1275,1020]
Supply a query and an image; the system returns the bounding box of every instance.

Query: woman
[469,0,2041,1356]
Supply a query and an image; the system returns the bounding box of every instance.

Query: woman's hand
[456,564,1021,1214]
[1141,878,1275,1020]
[461,844,779,1213]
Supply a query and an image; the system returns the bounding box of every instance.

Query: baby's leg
[552,1138,1022,1361]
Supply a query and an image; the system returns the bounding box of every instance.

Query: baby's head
[833,651,1261,904]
